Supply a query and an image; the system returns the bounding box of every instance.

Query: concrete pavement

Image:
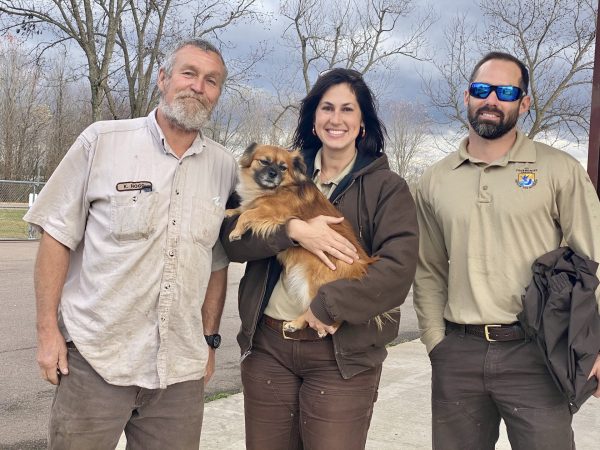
[116,339,600,449]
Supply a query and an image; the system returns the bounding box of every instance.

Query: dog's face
[239,144,307,193]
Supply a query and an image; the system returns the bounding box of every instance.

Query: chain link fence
[0,180,45,240]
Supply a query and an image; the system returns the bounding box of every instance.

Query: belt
[262,315,330,341]
[446,321,526,342]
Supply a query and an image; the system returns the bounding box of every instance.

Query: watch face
[206,334,221,349]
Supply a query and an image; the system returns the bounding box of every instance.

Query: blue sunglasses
[469,82,525,102]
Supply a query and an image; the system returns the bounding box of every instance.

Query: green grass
[0,207,31,239]
[204,390,239,403]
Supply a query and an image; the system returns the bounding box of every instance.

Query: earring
[312,125,316,136]
[361,126,366,138]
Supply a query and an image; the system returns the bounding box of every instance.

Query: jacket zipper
[329,176,358,378]
[240,258,273,362]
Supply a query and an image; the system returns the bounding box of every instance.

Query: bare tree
[0,0,127,121]
[280,0,436,94]
[0,0,268,120]
[385,101,432,186]
[423,0,596,145]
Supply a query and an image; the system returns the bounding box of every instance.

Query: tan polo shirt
[264,149,357,319]
[414,131,600,353]
[24,110,238,388]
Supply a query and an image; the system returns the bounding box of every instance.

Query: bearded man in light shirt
[24,38,237,449]
[414,51,600,450]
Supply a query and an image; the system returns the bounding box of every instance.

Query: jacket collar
[301,147,386,199]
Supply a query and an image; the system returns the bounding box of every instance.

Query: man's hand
[588,353,600,398]
[37,326,68,385]
[287,216,359,270]
[304,307,340,337]
[204,348,216,386]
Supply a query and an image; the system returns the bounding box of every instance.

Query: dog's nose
[267,167,278,178]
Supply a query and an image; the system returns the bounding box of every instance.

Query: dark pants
[48,345,205,450]
[241,318,382,450]
[430,329,574,450]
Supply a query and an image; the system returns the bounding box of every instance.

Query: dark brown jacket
[220,149,419,379]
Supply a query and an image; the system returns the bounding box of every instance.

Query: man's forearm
[35,232,70,331]
[201,266,228,334]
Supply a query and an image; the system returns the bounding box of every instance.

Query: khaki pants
[241,318,382,450]
[430,329,574,450]
[48,344,204,450]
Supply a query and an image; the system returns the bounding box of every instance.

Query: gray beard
[468,104,519,140]
[160,96,211,132]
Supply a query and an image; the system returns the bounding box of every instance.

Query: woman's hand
[286,216,359,270]
[304,307,340,336]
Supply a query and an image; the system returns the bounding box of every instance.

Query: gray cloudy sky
[222,0,482,102]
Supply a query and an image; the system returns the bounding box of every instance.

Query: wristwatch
[204,334,221,349]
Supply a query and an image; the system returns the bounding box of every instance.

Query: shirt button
[168,250,174,257]
[176,190,180,195]
[164,283,171,290]
[172,219,176,226]
[482,186,488,190]
[161,316,166,322]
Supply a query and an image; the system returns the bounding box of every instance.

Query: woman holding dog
[221,68,418,450]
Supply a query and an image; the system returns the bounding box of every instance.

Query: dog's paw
[282,321,299,333]
[228,231,242,242]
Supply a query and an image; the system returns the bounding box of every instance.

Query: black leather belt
[262,315,330,341]
[446,321,526,342]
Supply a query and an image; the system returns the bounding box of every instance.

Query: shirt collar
[148,108,207,158]
[312,148,357,187]
[452,130,537,169]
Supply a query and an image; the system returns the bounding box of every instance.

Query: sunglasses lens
[496,86,521,101]
[470,83,492,99]
[469,83,523,102]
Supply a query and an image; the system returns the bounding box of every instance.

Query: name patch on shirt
[515,169,537,189]
[116,181,153,192]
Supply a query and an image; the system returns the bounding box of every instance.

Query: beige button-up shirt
[414,131,600,353]
[25,110,238,388]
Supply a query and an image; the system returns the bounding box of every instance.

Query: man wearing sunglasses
[414,51,600,449]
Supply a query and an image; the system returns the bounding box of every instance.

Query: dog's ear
[291,150,307,178]
[239,143,258,168]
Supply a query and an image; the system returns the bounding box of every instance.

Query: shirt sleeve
[211,239,230,272]
[23,134,93,250]
[555,159,600,311]
[413,171,449,353]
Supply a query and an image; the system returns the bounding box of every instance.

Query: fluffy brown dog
[227,143,377,333]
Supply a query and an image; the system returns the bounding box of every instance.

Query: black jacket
[518,247,600,413]
[221,149,418,379]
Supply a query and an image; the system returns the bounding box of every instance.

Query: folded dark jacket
[518,247,600,414]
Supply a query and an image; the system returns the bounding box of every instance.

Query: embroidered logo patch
[515,170,537,189]
[116,181,153,192]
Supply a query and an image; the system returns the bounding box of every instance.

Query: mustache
[476,105,505,120]
[175,91,210,107]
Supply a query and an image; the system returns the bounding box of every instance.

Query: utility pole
[588,0,600,196]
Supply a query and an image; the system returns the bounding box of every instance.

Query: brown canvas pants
[430,328,574,450]
[48,344,205,450]
[241,317,382,450]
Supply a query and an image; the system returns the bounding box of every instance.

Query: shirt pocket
[110,191,158,241]
[191,197,225,248]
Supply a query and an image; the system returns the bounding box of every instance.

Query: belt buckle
[484,324,501,342]
[282,321,300,340]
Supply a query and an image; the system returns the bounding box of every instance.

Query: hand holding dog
[304,307,340,336]
[287,216,359,270]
